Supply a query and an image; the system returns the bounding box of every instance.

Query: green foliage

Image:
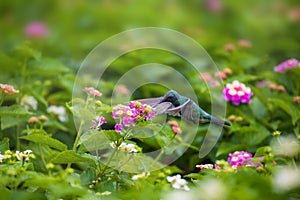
[0,1,300,199]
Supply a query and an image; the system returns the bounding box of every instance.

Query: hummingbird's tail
[211,116,231,126]
[203,115,231,126]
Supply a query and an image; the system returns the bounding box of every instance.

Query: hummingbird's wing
[166,99,202,123]
[153,102,176,115]
[128,97,163,107]
[127,97,175,115]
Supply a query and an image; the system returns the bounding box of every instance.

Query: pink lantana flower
[24,22,49,38]
[168,120,182,134]
[84,87,102,97]
[90,116,107,130]
[274,58,300,73]
[228,151,252,167]
[112,101,155,133]
[223,80,253,105]
[294,96,300,104]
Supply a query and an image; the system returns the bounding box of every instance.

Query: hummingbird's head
[159,90,181,106]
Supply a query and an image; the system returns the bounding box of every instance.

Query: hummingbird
[134,90,231,126]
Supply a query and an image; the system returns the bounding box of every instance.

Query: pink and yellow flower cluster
[223,80,253,105]
[274,58,300,73]
[112,101,155,133]
[168,120,182,134]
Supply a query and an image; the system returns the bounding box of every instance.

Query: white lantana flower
[0,153,4,163]
[110,142,139,153]
[167,174,190,191]
[20,96,38,110]
[271,135,299,157]
[15,150,34,161]
[132,172,150,180]
[47,105,68,122]
[273,167,300,193]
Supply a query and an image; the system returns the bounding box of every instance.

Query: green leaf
[102,130,122,141]
[20,133,67,151]
[80,167,97,185]
[269,98,299,125]
[51,150,96,166]
[0,105,33,116]
[0,137,9,152]
[78,130,111,152]
[235,125,270,146]
[216,141,246,157]
[1,116,28,130]
[249,97,267,119]
[29,58,70,76]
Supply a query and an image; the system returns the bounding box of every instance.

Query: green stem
[291,158,298,170]
[16,125,20,150]
[100,147,118,176]
[153,148,165,164]
[72,120,85,151]
[179,143,200,151]
[38,143,47,170]
[67,120,85,168]
[116,180,119,192]
[100,128,131,176]
[0,93,4,106]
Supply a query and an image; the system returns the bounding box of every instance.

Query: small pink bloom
[24,22,49,38]
[114,123,122,133]
[294,96,300,104]
[196,164,214,170]
[256,80,266,88]
[267,81,286,92]
[38,115,48,121]
[199,72,213,82]
[210,81,220,87]
[205,0,222,13]
[168,120,179,127]
[237,39,252,48]
[172,126,182,134]
[223,43,235,51]
[274,58,300,73]
[84,87,102,97]
[0,83,19,95]
[288,8,300,22]
[214,71,227,79]
[28,116,39,123]
[90,116,107,130]
[115,84,130,95]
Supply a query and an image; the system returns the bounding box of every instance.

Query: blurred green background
[1,0,299,66]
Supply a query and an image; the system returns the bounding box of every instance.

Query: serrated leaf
[20,133,67,151]
[0,105,33,116]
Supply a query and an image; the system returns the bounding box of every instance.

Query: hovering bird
[134,90,231,126]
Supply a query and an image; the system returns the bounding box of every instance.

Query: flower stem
[16,125,20,150]
[100,147,118,176]
[72,120,85,151]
